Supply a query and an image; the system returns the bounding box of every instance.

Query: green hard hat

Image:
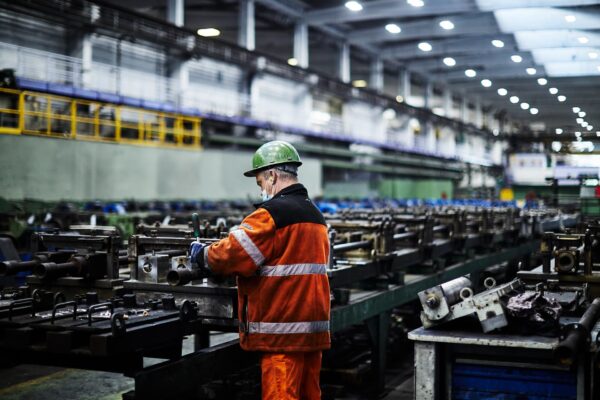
[243,140,302,177]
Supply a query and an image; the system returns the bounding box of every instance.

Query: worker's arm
[205,208,275,277]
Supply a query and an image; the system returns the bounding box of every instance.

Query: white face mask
[260,177,274,202]
[261,189,272,202]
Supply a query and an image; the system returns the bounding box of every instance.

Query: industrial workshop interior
[2,0,600,399]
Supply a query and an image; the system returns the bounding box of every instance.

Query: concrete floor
[0,366,414,400]
[0,333,415,400]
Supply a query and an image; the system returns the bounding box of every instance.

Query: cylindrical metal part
[333,240,371,253]
[34,255,86,279]
[167,268,201,286]
[393,232,417,241]
[440,277,472,306]
[0,260,38,275]
[0,251,74,276]
[555,298,600,365]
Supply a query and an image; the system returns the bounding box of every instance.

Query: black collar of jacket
[253,183,308,208]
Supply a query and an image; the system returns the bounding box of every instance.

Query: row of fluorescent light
[346,0,424,11]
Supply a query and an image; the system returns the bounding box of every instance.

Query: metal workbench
[409,319,600,400]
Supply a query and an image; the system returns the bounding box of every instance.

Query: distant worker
[190,140,331,399]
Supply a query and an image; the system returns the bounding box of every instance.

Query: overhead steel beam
[477,0,600,10]
[404,51,537,71]
[437,66,548,81]
[381,35,516,60]
[238,0,255,51]
[304,0,476,25]
[254,0,380,57]
[347,13,498,45]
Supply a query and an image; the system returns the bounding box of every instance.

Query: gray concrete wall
[0,136,323,201]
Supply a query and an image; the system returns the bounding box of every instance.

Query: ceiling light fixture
[577,118,584,124]
[481,79,492,87]
[579,111,587,118]
[526,68,537,75]
[587,125,593,131]
[443,57,456,67]
[418,42,432,52]
[497,88,507,96]
[345,1,363,11]
[197,28,220,37]
[558,95,566,102]
[549,87,559,95]
[407,0,425,7]
[287,58,298,66]
[565,15,576,23]
[465,69,477,78]
[385,23,401,34]
[530,108,539,115]
[537,78,547,85]
[578,36,589,44]
[589,52,599,59]
[520,102,530,110]
[511,55,523,63]
[575,131,582,137]
[352,79,367,87]
[556,128,563,134]
[510,96,519,104]
[491,40,504,48]
[573,107,581,113]
[439,20,454,30]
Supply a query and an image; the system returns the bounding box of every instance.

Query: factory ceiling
[104,0,600,139]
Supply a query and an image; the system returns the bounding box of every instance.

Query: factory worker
[190,140,331,400]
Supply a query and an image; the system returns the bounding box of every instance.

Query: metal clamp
[8,298,33,321]
[51,301,78,324]
[111,313,127,336]
[87,302,114,326]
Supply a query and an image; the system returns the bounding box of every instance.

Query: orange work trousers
[261,351,322,400]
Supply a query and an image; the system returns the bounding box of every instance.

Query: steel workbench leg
[414,342,438,400]
[366,312,390,395]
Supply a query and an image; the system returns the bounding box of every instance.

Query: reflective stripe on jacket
[206,183,331,352]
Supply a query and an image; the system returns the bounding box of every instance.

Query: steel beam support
[81,34,93,88]
[238,0,255,51]
[474,98,483,128]
[424,80,433,110]
[338,42,350,83]
[366,312,391,393]
[443,88,453,118]
[166,0,184,27]
[461,96,469,124]
[370,57,384,92]
[399,68,411,104]
[293,20,309,68]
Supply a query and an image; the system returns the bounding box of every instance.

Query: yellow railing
[0,88,201,148]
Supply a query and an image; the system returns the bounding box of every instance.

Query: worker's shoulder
[260,194,326,229]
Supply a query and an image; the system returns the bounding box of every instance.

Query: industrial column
[238,0,255,51]
[338,42,350,83]
[167,0,184,27]
[293,21,309,69]
[424,80,433,110]
[167,0,189,106]
[370,57,384,92]
[474,98,483,128]
[461,96,469,124]
[399,68,410,104]
[443,88,453,118]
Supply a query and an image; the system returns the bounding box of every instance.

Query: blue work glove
[189,241,206,267]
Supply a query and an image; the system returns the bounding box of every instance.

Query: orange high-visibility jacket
[205,183,331,352]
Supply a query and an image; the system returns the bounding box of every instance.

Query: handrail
[0,88,201,149]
